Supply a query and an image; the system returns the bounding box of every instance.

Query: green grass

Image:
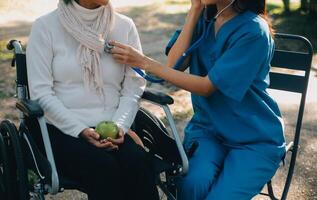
[0,40,15,100]
[164,0,189,5]
[160,109,193,125]
[0,91,8,99]
[0,40,13,62]
[267,1,317,53]
[267,0,301,14]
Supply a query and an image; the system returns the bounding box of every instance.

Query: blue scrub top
[167,11,286,156]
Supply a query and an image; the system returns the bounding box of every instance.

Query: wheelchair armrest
[142,89,174,105]
[16,99,44,118]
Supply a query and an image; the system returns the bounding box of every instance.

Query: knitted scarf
[57,0,114,98]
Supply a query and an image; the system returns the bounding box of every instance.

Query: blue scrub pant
[176,133,282,200]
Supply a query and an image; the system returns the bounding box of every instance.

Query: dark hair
[206,0,274,35]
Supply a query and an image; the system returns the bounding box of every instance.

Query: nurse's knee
[176,170,215,199]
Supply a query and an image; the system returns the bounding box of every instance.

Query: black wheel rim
[0,132,9,198]
[0,120,29,200]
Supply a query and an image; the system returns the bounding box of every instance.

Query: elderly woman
[26,0,159,200]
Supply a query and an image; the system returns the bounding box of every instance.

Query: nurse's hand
[109,40,150,70]
[191,0,203,12]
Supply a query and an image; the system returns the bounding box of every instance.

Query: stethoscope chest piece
[104,43,114,54]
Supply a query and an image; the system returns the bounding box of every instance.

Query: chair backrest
[269,33,313,148]
[267,33,313,200]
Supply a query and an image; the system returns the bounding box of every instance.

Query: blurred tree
[282,0,290,13]
[301,0,308,11]
[309,0,317,15]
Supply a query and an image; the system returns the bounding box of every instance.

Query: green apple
[95,121,119,140]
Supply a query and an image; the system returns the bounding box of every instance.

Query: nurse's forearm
[167,8,201,69]
[144,57,216,96]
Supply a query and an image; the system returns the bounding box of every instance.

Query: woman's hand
[191,0,204,12]
[127,130,144,148]
[80,128,119,150]
[106,128,125,146]
[109,41,149,70]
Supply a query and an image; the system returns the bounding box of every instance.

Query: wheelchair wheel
[0,120,29,200]
[0,132,8,198]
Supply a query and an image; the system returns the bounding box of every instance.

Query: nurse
[110,0,286,199]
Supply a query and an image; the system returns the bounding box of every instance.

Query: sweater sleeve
[26,18,88,138]
[111,20,146,133]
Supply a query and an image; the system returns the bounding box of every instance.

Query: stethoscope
[104,0,235,83]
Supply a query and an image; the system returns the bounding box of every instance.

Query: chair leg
[281,147,298,200]
[267,180,278,200]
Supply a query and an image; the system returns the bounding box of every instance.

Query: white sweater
[26,4,146,138]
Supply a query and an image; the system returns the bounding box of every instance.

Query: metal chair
[260,33,313,200]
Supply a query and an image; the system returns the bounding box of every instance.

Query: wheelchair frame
[1,40,189,200]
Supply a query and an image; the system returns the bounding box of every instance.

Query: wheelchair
[0,32,314,200]
[0,40,190,200]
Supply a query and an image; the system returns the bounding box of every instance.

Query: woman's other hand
[109,41,149,70]
[106,128,125,146]
[127,130,144,148]
[80,128,119,150]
